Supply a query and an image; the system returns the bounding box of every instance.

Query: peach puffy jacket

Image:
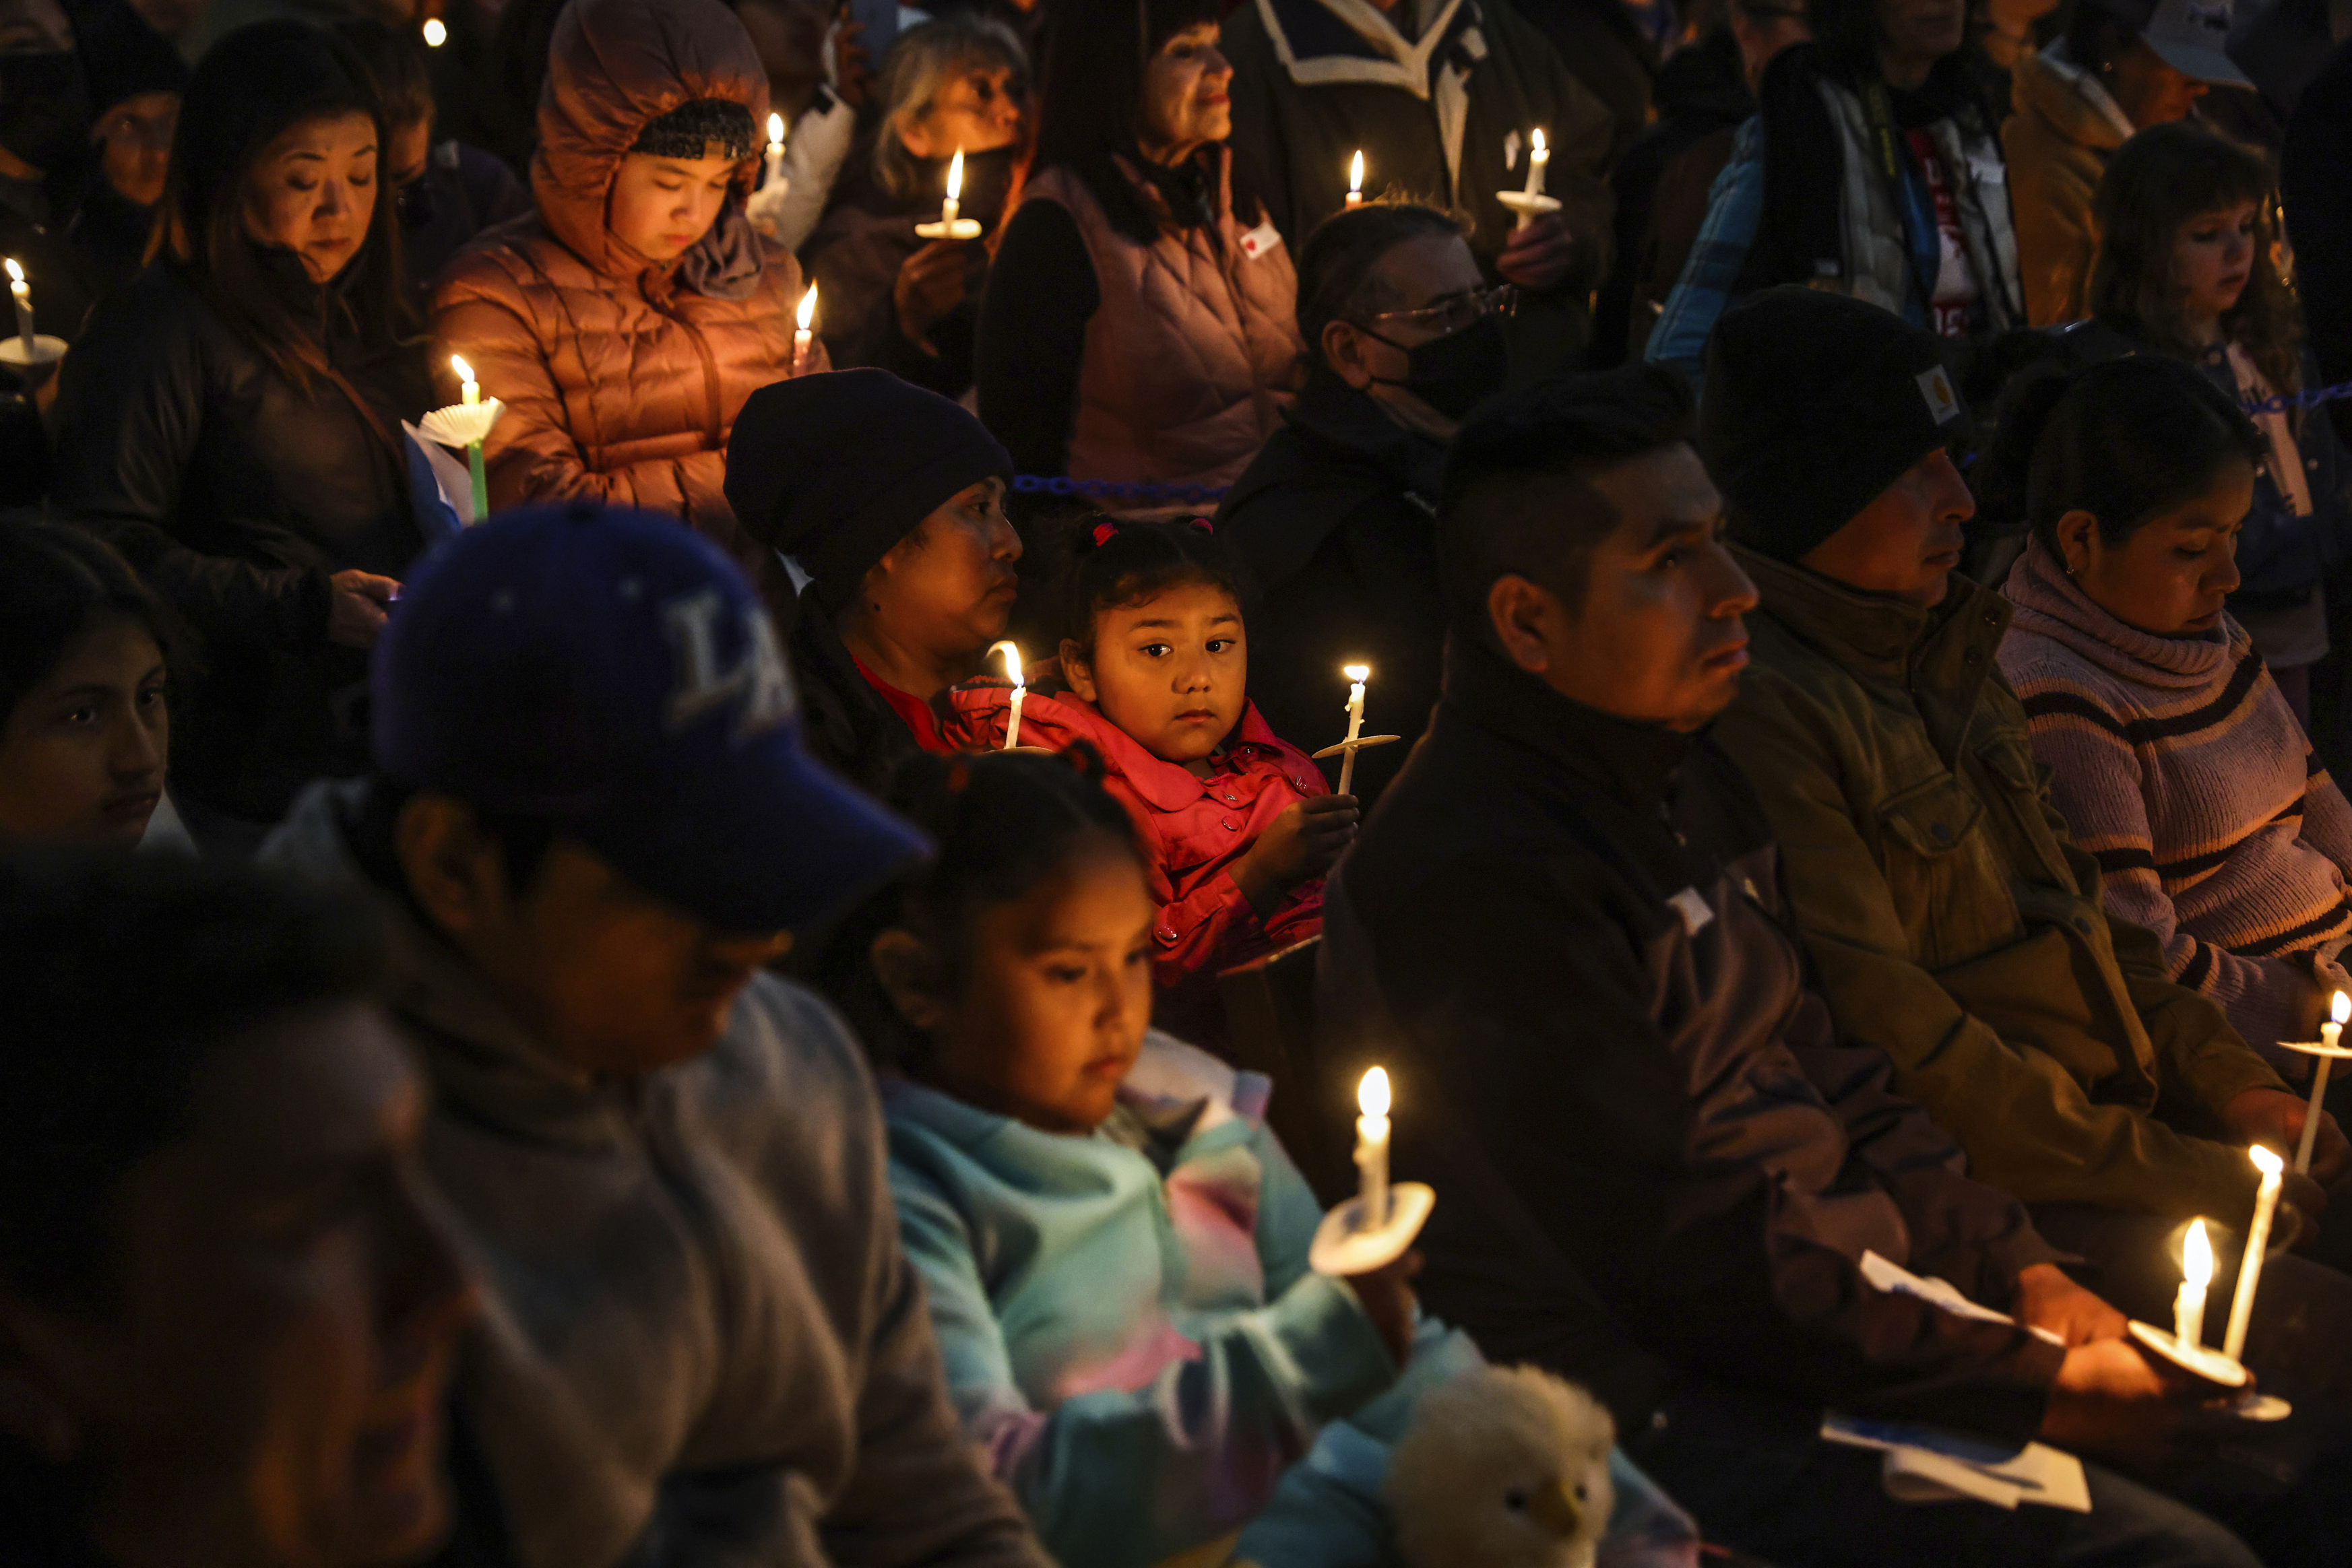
[432,0,823,589]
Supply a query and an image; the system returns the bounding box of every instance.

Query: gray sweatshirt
[267,783,1054,1568]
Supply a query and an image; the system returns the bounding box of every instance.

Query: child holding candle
[826,748,1698,1568]
[940,517,1357,1040]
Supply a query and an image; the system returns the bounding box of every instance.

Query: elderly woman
[974,0,1304,507]
[433,0,823,611]
[800,13,1027,400]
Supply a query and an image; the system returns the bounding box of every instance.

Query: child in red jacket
[942,518,1358,1036]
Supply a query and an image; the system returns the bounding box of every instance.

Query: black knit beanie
[1697,288,1974,563]
[726,370,1015,612]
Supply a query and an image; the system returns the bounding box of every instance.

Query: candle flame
[947,148,964,202]
[769,112,786,148]
[449,354,474,384]
[2252,1143,2284,1177]
[991,639,1024,687]
[1531,128,1547,158]
[1358,1066,1390,1119]
[2333,991,2347,1024]
[2184,1218,2213,1288]
[4,259,21,284]
[1343,663,1370,682]
[796,284,818,331]
[422,16,447,45]
[1349,150,1363,191]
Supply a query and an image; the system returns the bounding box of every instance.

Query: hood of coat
[2001,533,2242,690]
[2013,42,2135,152]
[534,0,771,286]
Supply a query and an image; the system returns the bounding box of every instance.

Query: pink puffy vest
[1021,150,1304,504]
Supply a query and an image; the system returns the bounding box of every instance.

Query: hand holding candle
[1311,661,1398,793]
[991,639,1026,749]
[2223,1145,2285,1363]
[1496,128,1562,233]
[2175,1219,2211,1351]
[1355,1067,1391,1231]
[2295,990,2349,1175]
[794,284,818,374]
[1345,150,1364,208]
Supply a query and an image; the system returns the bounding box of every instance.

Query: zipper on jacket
[649,280,729,449]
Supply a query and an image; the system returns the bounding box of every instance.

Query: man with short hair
[0,848,481,1568]
[1323,364,2319,1566]
[264,501,1051,1568]
[1218,199,1508,803]
[1702,289,2352,1393]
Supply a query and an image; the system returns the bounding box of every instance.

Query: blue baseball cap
[372,502,929,932]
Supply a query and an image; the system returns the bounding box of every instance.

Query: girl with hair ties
[1992,354,2352,1068]
[51,19,428,854]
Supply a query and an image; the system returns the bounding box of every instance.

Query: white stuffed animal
[1385,1364,1616,1568]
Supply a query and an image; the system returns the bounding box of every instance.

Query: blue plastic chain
[1011,473,1233,506]
[2243,379,2352,417]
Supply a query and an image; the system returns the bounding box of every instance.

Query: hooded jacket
[432,0,823,601]
[1709,550,2289,1224]
[2002,44,2134,327]
[263,782,1050,1568]
[1998,537,2352,1063]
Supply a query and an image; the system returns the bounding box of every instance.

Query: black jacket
[1214,374,1447,805]
[2283,41,2352,451]
[50,263,428,823]
[787,592,927,799]
[1320,636,2066,1436]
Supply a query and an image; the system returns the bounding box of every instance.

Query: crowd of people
[5,0,2352,1563]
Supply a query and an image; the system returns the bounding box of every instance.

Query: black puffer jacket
[50,261,428,823]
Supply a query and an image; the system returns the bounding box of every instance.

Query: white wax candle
[794,284,818,374]
[991,640,1025,749]
[422,17,446,46]
[7,259,32,355]
[1337,663,1369,797]
[1345,150,1364,208]
[2223,1145,2284,1362]
[1522,129,1549,199]
[942,148,965,228]
[765,112,787,189]
[2175,1218,2212,1350]
[1356,1067,1391,1230]
[451,353,479,407]
[2297,990,2347,1173]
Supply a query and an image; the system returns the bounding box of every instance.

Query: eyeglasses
[1361,282,1515,336]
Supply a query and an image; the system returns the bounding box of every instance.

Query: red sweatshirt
[941,685,1328,1008]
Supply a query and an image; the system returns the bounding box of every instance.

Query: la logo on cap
[664,589,797,741]
[1916,366,1962,426]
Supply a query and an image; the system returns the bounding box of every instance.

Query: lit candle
[2223,1144,2285,1363]
[7,259,32,357]
[765,112,787,190]
[2297,990,2347,1174]
[452,353,478,407]
[1355,1067,1391,1231]
[793,284,817,374]
[1337,663,1370,796]
[422,16,446,46]
[1345,150,1364,208]
[941,148,965,228]
[2175,1218,2212,1351]
[1521,128,1549,200]
[448,354,489,519]
[992,639,1026,749]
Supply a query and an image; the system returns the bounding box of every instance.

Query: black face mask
[0,51,91,178]
[1366,311,1511,422]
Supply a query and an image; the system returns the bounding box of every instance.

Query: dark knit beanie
[726,370,1015,612]
[631,98,755,160]
[1697,288,1974,562]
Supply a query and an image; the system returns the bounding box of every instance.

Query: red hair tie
[1188,516,1215,534]
[1091,521,1120,548]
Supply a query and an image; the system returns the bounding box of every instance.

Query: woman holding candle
[939,517,1354,1043]
[974,0,1306,507]
[1988,355,2352,1072]
[821,748,1698,1568]
[431,0,825,618]
[49,20,428,851]
[800,14,1029,401]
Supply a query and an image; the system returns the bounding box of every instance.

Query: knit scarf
[2002,534,2241,692]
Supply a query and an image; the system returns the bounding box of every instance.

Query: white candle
[451,353,479,407]
[1356,1067,1391,1230]
[2175,1218,2212,1350]
[794,284,818,374]
[765,112,787,190]
[1521,128,1549,200]
[1345,150,1364,208]
[7,259,32,356]
[421,16,446,46]
[2223,1144,2284,1362]
[1337,663,1369,797]
[941,148,965,228]
[991,640,1025,749]
[2297,990,2347,1174]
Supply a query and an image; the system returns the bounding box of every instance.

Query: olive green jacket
[1712,549,2286,1222]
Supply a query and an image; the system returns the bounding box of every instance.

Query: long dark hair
[1060,516,1252,661]
[1979,356,2264,558]
[0,519,181,731]
[1032,0,1223,243]
[152,20,412,395]
[2091,121,2301,405]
